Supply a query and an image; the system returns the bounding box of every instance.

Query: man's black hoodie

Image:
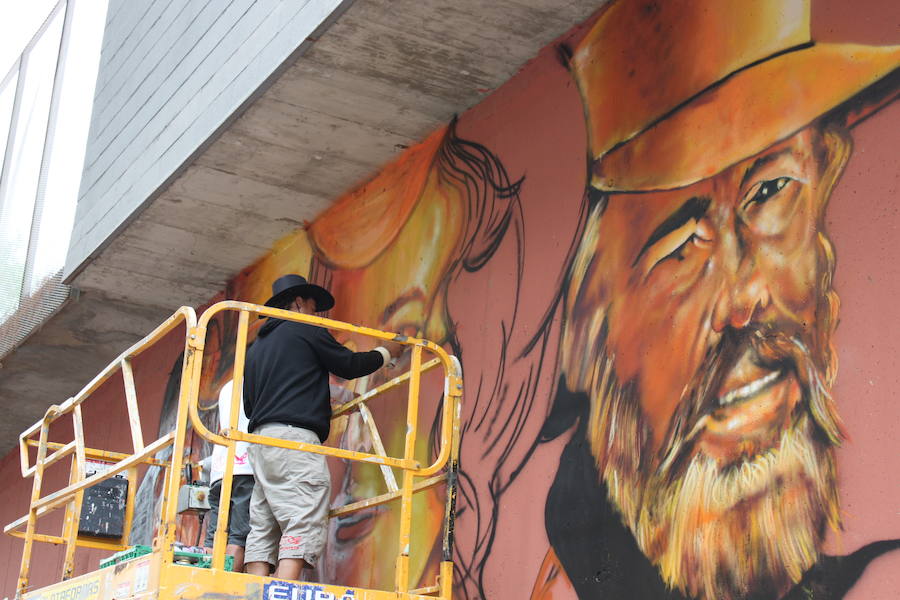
[243,318,385,441]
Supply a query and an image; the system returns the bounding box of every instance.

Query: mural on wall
[132,1,900,599]
[306,120,525,591]
[533,1,900,599]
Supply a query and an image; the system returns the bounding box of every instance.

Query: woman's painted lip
[334,506,378,543]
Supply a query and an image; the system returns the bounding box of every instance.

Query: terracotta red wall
[1,1,897,599]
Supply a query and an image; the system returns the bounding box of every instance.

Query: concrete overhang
[0,0,599,452]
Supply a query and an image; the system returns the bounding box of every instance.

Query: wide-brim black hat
[263,274,335,313]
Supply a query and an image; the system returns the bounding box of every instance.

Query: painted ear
[559,198,608,397]
[817,125,853,204]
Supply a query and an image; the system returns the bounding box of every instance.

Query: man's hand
[382,339,405,359]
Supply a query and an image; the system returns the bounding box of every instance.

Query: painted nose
[712,265,772,332]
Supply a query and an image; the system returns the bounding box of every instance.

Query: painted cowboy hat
[571,0,900,192]
[263,274,335,313]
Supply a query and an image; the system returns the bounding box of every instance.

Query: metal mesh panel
[0,269,69,359]
[0,2,73,359]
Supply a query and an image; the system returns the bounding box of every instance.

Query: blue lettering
[265,582,292,600]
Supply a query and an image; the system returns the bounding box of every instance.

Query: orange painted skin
[566,127,837,466]
[319,166,466,590]
[536,125,846,598]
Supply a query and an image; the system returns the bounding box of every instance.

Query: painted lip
[334,505,378,543]
[664,351,801,471]
[716,369,785,407]
[693,354,801,464]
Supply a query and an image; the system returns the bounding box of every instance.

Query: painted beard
[567,322,844,600]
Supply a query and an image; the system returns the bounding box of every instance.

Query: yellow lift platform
[4,301,463,600]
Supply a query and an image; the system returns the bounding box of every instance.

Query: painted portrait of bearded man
[530,0,900,599]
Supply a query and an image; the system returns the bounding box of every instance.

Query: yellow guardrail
[5,301,462,600]
[5,306,197,594]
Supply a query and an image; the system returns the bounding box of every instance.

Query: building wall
[64,0,348,281]
[3,1,898,599]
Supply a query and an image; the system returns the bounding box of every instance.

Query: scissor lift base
[21,553,441,600]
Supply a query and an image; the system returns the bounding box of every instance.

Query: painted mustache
[656,327,846,481]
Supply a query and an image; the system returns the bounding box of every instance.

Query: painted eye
[642,218,713,275]
[664,234,697,262]
[749,177,792,205]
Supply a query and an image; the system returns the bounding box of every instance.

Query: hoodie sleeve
[310,327,385,379]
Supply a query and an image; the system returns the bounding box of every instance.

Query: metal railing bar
[18,419,50,595]
[6,436,171,533]
[6,503,59,532]
[119,467,138,553]
[24,440,75,476]
[358,402,399,493]
[328,474,446,519]
[197,301,436,349]
[31,433,175,513]
[5,530,128,552]
[120,358,144,453]
[223,430,419,470]
[410,584,440,596]
[192,302,458,476]
[17,307,195,475]
[415,368,463,478]
[210,309,249,571]
[25,440,168,466]
[331,358,442,418]
[61,404,87,579]
[396,345,423,592]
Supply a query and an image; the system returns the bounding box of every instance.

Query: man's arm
[310,327,390,379]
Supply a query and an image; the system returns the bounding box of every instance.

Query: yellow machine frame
[5,301,463,600]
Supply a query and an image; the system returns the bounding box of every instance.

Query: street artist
[242,274,401,581]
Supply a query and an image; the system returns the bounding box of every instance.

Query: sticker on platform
[132,560,150,593]
[102,572,115,600]
[30,576,100,600]
[263,580,356,600]
[84,459,126,479]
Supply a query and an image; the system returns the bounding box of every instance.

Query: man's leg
[227,545,246,573]
[245,449,279,576]
[265,426,332,580]
[226,475,255,573]
[203,480,222,553]
[274,558,308,580]
[245,561,270,577]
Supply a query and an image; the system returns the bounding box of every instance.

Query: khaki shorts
[244,424,331,567]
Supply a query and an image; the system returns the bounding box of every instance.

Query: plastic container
[99,544,152,569]
[99,545,234,571]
